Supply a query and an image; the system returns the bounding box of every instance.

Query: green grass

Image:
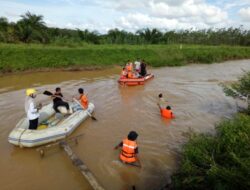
[171,114,250,190]
[1,43,250,73]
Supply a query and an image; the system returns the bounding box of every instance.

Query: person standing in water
[114,131,141,167]
[158,104,175,119]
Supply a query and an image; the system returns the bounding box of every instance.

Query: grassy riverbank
[1,43,250,73]
[171,114,250,190]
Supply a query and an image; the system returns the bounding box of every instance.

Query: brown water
[0,60,250,190]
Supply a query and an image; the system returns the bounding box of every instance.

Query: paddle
[73,98,97,121]
[43,90,71,101]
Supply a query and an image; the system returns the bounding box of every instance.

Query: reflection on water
[0,60,250,190]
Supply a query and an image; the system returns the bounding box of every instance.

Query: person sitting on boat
[158,104,175,119]
[126,60,133,72]
[140,60,147,77]
[127,71,135,79]
[121,67,127,78]
[53,87,71,114]
[134,58,141,72]
[114,131,140,166]
[25,88,42,130]
[74,88,89,110]
[134,70,140,78]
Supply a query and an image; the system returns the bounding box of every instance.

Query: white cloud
[149,0,228,25]
[0,0,249,33]
[116,13,207,31]
[239,7,250,22]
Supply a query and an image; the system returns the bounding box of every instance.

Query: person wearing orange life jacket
[127,71,134,79]
[126,60,133,72]
[158,104,175,119]
[74,88,88,109]
[114,131,140,165]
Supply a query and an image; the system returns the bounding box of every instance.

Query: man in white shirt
[25,88,41,130]
[134,58,141,72]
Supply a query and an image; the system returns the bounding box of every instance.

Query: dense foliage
[223,71,250,113]
[1,12,250,46]
[171,114,250,190]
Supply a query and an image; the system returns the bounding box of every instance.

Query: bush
[171,114,250,190]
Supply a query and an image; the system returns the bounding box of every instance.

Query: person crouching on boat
[25,88,42,130]
[114,131,141,166]
[53,87,71,114]
[121,67,127,78]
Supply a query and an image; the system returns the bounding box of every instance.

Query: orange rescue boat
[118,73,154,86]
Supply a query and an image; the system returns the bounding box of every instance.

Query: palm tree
[136,28,163,44]
[16,11,46,43]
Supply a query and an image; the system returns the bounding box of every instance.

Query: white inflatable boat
[8,102,95,147]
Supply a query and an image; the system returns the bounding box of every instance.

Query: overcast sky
[1,0,250,33]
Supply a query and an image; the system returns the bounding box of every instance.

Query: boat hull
[118,73,154,86]
[8,102,95,147]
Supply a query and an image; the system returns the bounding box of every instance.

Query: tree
[15,11,47,43]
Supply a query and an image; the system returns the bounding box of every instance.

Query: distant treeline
[1,12,250,46]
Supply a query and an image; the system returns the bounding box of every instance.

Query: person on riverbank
[25,88,42,130]
[74,88,89,109]
[114,131,141,166]
[53,87,70,114]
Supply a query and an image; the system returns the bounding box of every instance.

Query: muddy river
[0,60,250,190]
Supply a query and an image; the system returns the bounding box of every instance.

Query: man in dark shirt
[53,87,70,113]
[139,60,147,77]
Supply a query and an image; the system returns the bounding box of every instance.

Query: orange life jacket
[127,71,134,78]
[161,109,175,119]
[80,94,88,109]
[120,138,137,163]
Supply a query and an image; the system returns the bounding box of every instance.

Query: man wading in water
[114,131,141,167]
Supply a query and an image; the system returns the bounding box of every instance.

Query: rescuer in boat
[121,67,127,78]
[114,131,141,166]
[25,88,42,130]
[140,60,147,77]
[134,58,141,72]
[52,87,71,114]
[74,88,89,110]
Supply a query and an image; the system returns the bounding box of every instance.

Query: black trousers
[53,101,70,113]
[29,118,39,130]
